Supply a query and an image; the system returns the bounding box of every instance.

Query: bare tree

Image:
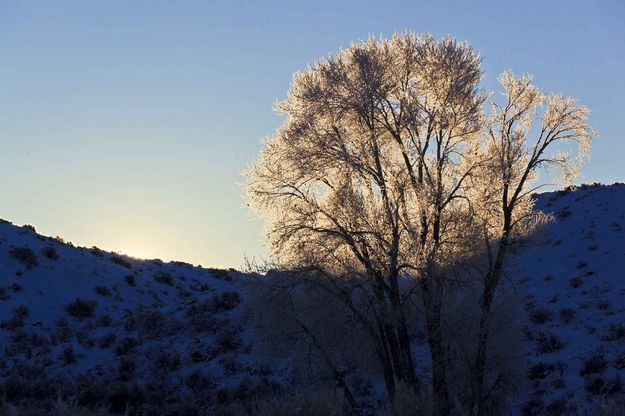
[245,32,485,413]
[245,32,594,415]
[469,71,595,415]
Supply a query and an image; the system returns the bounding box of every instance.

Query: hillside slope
[1,183,624,415]
[0,221,280,414]
[514,183,625,414]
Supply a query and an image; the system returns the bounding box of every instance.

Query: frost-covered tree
[468,71,595,414]
[246,32,484,411]
[245,33,594,414]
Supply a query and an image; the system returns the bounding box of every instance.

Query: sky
[0,0,623,268]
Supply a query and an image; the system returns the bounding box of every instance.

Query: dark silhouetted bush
[110,254,132,269]
[8,246,38,269]
[94,286,112,296]
[602,323,625,341]
[580,353,607,376]
[559,308,575,323]
[124,274,136,286]
[537,332,564,354]
[154,271,174,286]
[212,291,242,311]
[41,245,59,260]
[529,307,552,325]
[65,298,97,319]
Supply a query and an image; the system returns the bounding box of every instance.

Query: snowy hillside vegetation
[1,183,625,416]
[0,221,286,415]
[514,183,625,415]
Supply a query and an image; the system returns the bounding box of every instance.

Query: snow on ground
[1,183,624,414]
[514,183,625,414]
[0,220,283,413]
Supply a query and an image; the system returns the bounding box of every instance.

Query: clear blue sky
[0,0,623,268]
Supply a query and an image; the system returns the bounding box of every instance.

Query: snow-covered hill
[513,183,625,414]
[1,183,624,415]
[0,221,281,415]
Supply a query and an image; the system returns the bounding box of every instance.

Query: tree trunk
[389,270,419,390]
[421,276,450,416]
[377,332,397,400]
[472,231,510,415]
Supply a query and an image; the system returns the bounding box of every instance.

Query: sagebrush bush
[153,271,174,286]
[97,332,117,349]
[580,353,607,376]
[569,276,583,288]
[42,245,59,260]
[602,323,625,341]
[96,313,113,327]
[60,345,77,366]
[529,307,552,325]
[94,286,112,297]
[65,298,97,319]
[529,362,554,381]
[212,291,242,311]
[559,308,576,324]
[8,246,38,269]
[114,336,140,356]
[1,305,29,330]
[537,332,564,354]
[219,389,346,416]
[124,274,136,286]
[110,254,132,269]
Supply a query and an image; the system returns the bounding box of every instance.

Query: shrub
[1,305,29,330]
[602,324,625,341]
[125,309,170,338]
[546,398,568,415]
[185,370,213,393]
[557,207,572,218]
[218,356,240,376]
[529,362,554,381]
[208,267,232,281]
[65,298,97,319]
[94,286,112,296]
[124,274,136,286]
[97,313,113,327]
[586,377,605,395]
[569,276,583,288]
[581,353,607,376]
[576,260,588,269]
[212,329,242,355]
[117,357,137,381]
[8,246,38,269]
[115,337,140,356]
[537,332,564,354]
[212,291,242,311]
[150,349,181,373]
[110,255,132,269]
[90,246,104,257]
[154,271,174,286]
[41,245,59,260]
[51,316,73,343]
[97,333,117,349]
[61,345,77,366]
[615,353,625,370]
[529,307,552,325]
[559,308,575,323]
